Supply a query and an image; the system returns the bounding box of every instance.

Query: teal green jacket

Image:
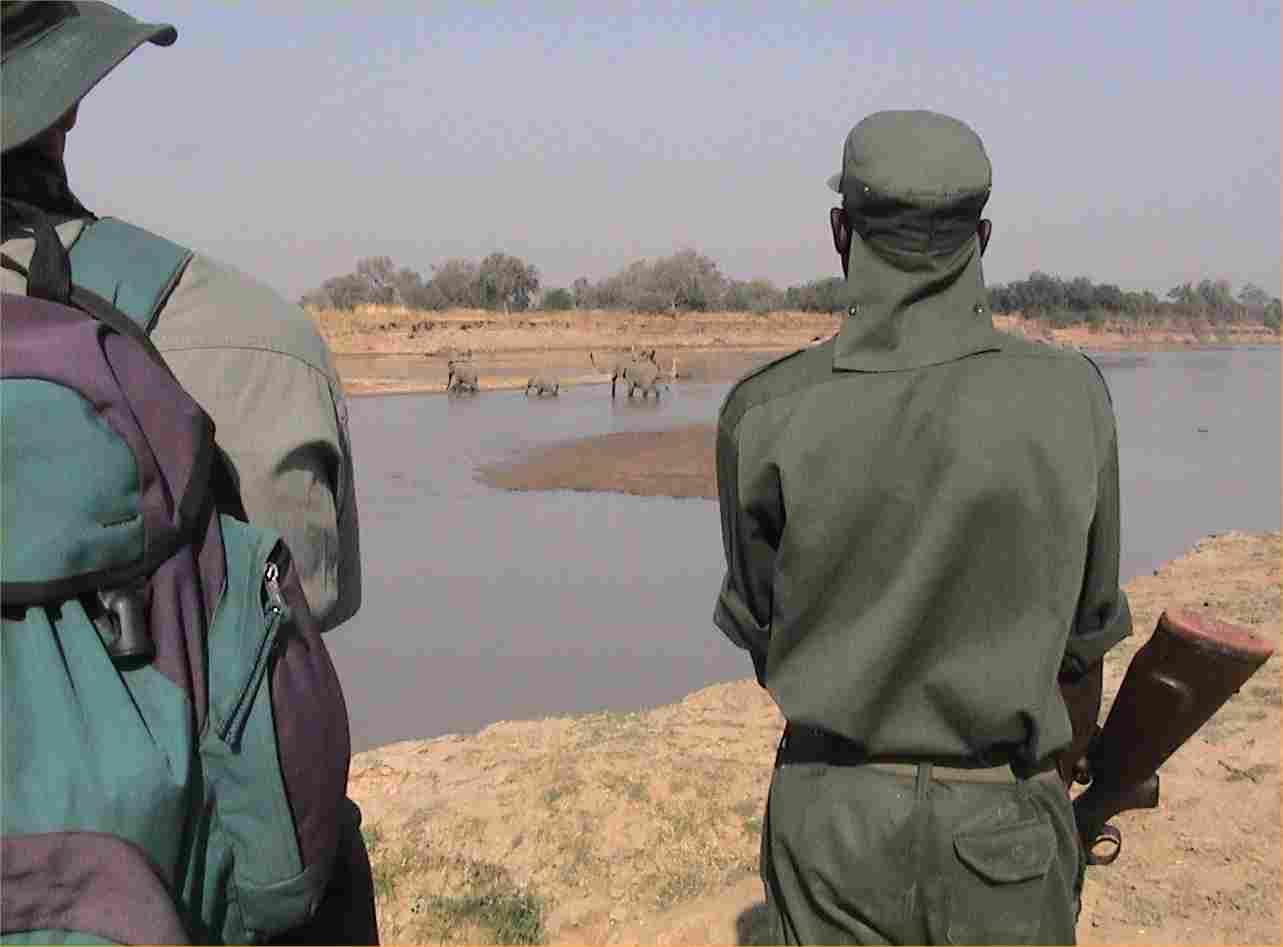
[714,231,1131,767]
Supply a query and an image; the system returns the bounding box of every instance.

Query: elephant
[591,348,658,398]
[624,356,667,400]
[525,375,561,397]
[446,350,479,394]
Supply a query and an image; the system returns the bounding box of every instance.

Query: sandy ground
[347,529,1280,946]
[311,306,1279,398]
[480,424,717,499]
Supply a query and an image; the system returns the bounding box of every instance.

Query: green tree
[354,256,399,306]
[785,276,846,313]
[1265,298,1281,332]
[1167,282,1196,307]
[1238,283,1271,309]
[541,287,574,311]
[648,249,726,313]
[477,252,540,314]
[725,278,785,314]
[394,267,439,310]
[430,259,480,308]
[1065,276,1095,312]
[315,273,368,310]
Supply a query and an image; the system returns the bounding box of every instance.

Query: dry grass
[350,686,782,943]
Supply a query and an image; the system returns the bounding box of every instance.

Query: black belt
[778,723,1056,785]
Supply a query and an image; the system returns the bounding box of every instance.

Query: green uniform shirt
[2,220,362,633]
[714,231,1131,768]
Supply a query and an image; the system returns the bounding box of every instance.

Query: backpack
[1,199,354,944]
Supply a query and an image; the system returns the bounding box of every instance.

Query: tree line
[989,272,1281,330]
[302,252,1281,330]
[300,249,850,316]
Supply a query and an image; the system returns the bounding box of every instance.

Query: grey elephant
[525,375,560,397]
[624,356,668,399]
[591,347,658,398]
[446,350,479,394]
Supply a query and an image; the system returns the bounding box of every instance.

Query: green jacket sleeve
[713,408,779,684]
[1062,364,1133,677]
[151,253,362,633]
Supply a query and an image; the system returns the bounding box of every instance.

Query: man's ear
[831,207,852,278]
[830,207,850,256]
[978,218,992,256]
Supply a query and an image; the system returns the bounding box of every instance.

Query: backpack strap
[1,201,248,523]
[0,197,72,303]
[67,217,194,334]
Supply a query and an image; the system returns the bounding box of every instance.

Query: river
[327,347,1281,753]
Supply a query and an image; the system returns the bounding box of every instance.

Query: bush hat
[1,1,176,154]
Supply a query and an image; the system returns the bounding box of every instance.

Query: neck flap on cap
[831,229,1003,374]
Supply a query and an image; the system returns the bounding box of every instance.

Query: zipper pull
[220,556,293,747]
[263,558,291,623]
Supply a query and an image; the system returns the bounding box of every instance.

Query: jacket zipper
[220,558,291,747]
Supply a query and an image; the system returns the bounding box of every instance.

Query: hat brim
[2,7,175,153]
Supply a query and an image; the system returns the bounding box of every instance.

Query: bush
[541,288,574,311]
[1083,308,1108,332]
[632,290,673,314]
[1042,308,1078,330]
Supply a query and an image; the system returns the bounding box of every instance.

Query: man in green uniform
[713,110,1132,944]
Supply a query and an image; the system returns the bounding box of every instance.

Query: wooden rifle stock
[1073,609,1273,865]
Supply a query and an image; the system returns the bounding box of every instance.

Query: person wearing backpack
[0,0,361,638]
[1,1,377,942]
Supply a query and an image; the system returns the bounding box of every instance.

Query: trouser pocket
[938,810,1057,945]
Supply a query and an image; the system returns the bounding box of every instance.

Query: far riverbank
[309,305,1280,397]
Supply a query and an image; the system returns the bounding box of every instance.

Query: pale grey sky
[65,1,1281,302]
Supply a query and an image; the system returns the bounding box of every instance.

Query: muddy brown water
[327,347,1281,753]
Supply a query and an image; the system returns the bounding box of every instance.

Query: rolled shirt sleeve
[713,409,779,684]
[1062,364,1132,677]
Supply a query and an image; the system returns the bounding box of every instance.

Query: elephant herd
[444,348,672,400]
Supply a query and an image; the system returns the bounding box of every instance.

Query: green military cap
[828,110,991,259]
[1,1,176,154]
[827,109,991,210]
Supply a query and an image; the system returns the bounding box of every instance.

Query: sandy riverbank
[348,530,1280,945]
[310,306,1280,397]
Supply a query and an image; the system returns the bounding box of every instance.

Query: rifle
[1072,609,1274,865]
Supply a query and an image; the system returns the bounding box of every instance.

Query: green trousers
[760,749,1084,945]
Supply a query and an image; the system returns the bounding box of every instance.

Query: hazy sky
[66,1,1280,303]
